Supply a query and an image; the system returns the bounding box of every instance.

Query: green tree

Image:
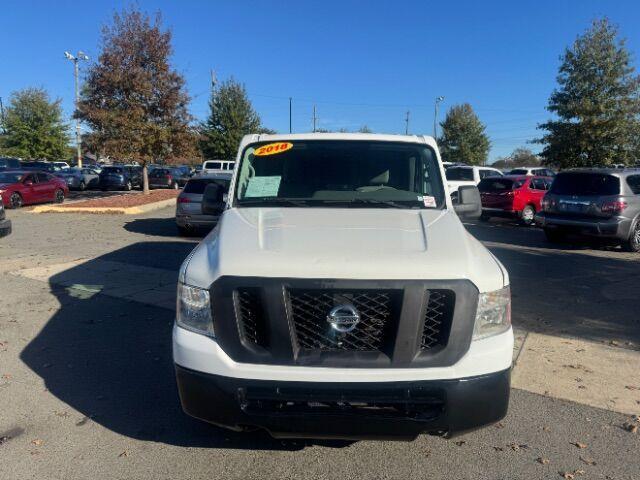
[438,104,490,165]
[0,88,68,159]
[537,18,640,168]
[77,7,196,192]
[200,79,267,160]
[492,147,541,169]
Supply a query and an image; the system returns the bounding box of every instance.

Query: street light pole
[433,96,445,138]
[65,51,88,168]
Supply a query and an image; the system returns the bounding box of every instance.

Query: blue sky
[2,0,640,162]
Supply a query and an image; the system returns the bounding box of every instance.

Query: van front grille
[236,288,268,347]
[215,277,474,369]
[421,290,455,350]
[288,289,399,352]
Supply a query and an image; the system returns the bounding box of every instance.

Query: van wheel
[622,222,640,252]
[9,192,23,209]
[520,205,535,225]
[544,228,565,243]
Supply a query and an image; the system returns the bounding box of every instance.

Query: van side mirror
[202,183,225,215]
[453,185,481,219]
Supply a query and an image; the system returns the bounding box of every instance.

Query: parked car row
[535,169,640,252]
[0,170,69,209]
[148,167,191,190]
[57,167,101,190]
[473,167,640,252]
[99,165,143,191]
[479,175,552,225]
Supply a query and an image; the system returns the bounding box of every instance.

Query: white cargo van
[173,133,513,440]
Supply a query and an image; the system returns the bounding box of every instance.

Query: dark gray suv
[535,168,640,252]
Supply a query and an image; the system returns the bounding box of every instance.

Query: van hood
[183,207,506,293]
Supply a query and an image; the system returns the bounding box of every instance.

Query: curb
[31,198,176,215]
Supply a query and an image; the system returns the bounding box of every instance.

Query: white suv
[173,133,513,440]
[508,166,555,177]
[445,165,503,199]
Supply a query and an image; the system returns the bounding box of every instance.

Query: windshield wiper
[348,199,421,209]
[237,198,314,207]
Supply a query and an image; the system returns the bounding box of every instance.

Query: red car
[478,175,553,225]
[0,170,69,209]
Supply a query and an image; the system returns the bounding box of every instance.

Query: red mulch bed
[60,190,179,209]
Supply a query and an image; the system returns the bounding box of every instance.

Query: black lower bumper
[0,218,11,238]
[175,365,510,440]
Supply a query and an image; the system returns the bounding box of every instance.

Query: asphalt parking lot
[1,207,639,480]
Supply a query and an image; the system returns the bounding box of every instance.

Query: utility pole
[64,51,89,168]
[433,96,445,138]
[289,97,292,133]
[405,110,410,135]
[312,105,317,133]
[0,96,4,133]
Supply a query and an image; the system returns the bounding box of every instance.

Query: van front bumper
[175,364,510,440]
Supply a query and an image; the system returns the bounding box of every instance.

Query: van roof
[240,132,439,150]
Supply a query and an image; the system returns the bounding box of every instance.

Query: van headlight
[176,283,214,337]
[473,285,511,340]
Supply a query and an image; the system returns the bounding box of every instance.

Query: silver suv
[535,168,640,252]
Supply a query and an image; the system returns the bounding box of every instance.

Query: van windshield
[234,140,446,209]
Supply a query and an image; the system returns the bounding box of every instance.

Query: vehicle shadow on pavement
[123,217,209,239]
[20,241,346,451]
[473,231,640,347]
[466,220,621,252]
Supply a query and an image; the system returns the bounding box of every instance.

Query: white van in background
[445,165,503,200]
[202,159,235,174]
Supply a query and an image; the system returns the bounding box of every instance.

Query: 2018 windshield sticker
[254,142,293,156]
